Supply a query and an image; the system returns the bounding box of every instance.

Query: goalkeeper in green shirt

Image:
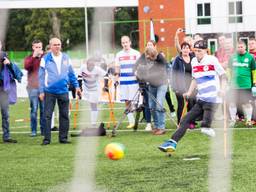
[228,40,256,127]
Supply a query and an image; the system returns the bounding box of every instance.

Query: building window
[197,3,211,25]
[228,1,243,23]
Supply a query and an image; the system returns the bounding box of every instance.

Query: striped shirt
[191,55,225,103]
[115,48,140,85]
[80,65,106,92]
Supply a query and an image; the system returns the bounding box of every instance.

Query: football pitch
[0,98,256,192]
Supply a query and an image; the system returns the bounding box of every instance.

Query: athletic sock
[229,105,237,121]
[243,104,253,122]
[91,110,98,127]
[51,112,55,128]
[127,112,135,125]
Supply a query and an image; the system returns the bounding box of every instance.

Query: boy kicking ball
[158,40,227,154]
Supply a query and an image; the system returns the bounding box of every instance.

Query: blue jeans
[148,84,167,129]
[0,88,10,140]
[27,88,45,135]
[44,92,70,143]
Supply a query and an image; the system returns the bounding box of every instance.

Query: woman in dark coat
[171,42,196,125]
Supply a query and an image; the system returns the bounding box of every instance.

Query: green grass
[0,134,76,192]
[1,98,256,191]
[95,131,210,192]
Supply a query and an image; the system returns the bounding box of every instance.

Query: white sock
[170,139,177,144]
[127,113,135,124]
[243,104,253,121]
[138,93,143,106]
[91,110,98,127]
[51,112,55,128]
[229,105,237,121]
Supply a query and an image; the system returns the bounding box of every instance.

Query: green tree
[24,9,53,50]
[50,8,87,50]
[114,7,138,49]
[6,8,91,51]
[5,9,32,51]
[5,7,137,51]
[24,8,87,50]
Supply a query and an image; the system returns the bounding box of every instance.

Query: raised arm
[174,28,184,53]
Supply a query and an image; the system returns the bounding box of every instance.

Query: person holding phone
[24,40,45,137]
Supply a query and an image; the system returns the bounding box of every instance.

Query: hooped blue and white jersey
[191,55,226,103]
[80,65,106,92]
[115,48,140,85]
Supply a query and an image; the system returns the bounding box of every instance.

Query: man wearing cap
[158,40,227,154]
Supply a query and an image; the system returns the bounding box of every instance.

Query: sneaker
[126,124,135,129]
[145,123,152,131]
[153,129,166,135]
[59,140,71,144]
[3,138,17,143]
[30,132,37,137]
[41,140,50,145]
[152,128,159,134]
[201,128,216,137]
[246,120,253,128]
[238,117,245,122]
[171,112,176,118]
[189,123,195,129]
[158,139,177,153]
[51,126,59,131]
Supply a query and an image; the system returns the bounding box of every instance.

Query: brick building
[185,0,256,54]
[138,0,185,58]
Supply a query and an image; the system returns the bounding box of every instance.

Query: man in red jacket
[24,40,45,136]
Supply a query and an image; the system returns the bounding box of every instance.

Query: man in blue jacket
[39,37,81,145]
[0,41,23,143]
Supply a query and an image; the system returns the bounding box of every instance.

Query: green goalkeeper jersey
[229,52,256,89]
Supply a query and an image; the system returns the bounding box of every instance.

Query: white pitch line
[183,157,201,161]
[8,127,256,134]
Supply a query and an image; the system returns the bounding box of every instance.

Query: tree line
[5,7,138,51]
